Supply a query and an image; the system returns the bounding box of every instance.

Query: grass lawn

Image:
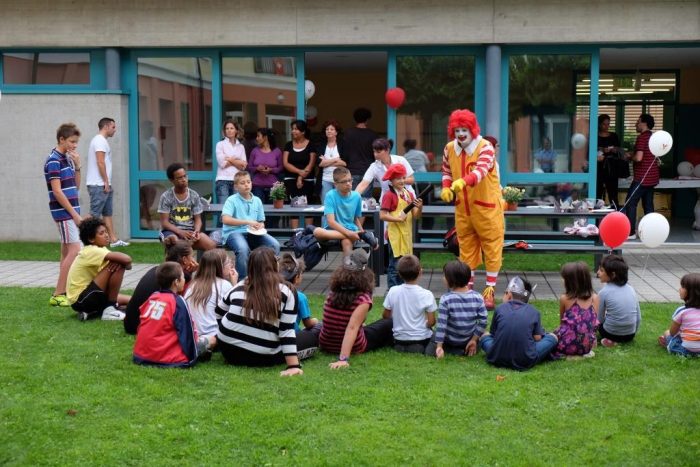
[0,241,592,272]
[2,288,698,465]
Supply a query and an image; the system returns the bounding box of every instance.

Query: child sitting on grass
[597,254,641,347]
[480,276,558,370]
[313,167,378,255]
[133,262,214,368]
[552,262,599,359]
[66,217,132,321]
[278,253,320,359]
[382,255,436,354]
[319,249,393,369]
[184,249,237,344]
[379,163,423,288]
[658,273,700,357]
[425,261,487,358]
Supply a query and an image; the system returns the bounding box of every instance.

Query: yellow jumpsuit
[442,139,504,272]
[386,188,413,257]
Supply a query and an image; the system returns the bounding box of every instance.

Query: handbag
[443,227,459,257]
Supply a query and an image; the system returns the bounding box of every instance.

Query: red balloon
[598,211,631,249]
[306,116,318,127]
[385,87,406,109]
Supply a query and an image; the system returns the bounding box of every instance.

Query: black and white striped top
[216,281,297,356]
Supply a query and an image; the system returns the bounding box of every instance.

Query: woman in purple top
[248,127,283,204]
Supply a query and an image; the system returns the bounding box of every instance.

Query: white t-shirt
[321,144,341,183]
[86,134,112,186]
[361,154,416,201]
[383,283,437,341]
[184,277,234,338]
[215,139,246,181]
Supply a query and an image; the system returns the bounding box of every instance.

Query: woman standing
[215,119,247,202]
[216,247,304,376]
[248,127,283,204]
[318,120,346,203]
[283,120,317,201]
[596,114,622,208]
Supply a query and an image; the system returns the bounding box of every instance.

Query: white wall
[0,0,698,47]
[0,95,130,241]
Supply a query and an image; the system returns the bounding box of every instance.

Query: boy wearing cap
[479,276,558,371]
[313,167,378,255]
[380,163,423,288]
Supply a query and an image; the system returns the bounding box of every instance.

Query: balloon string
[618,156,660,213]
[640,252,650,278]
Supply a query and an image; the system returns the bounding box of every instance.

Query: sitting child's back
[486,300,545,370]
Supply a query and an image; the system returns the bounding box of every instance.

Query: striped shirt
[672,306,700,352]
[44,149,80,221]
[319,292,373,354]
[435,290,488,346]
[633,130,659,187]
[216,282,297,357]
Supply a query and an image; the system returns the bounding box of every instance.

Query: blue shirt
[44,149,80,221]
[323,189,361,231]
[222,193,265,240]
[435,290,488,346]
[295,291,312,332]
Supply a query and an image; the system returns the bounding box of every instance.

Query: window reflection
[508,54,591,174]
[137,57,213,171]
[2,52,90,85]
[396,55,475,172]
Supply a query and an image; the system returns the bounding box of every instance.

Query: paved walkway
[1,243,698,302]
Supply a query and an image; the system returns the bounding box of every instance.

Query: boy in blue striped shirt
[426,261,487,358]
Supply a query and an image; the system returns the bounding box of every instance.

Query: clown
[440,109,504,309]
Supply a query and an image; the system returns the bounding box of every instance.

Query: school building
[0,0,699,241]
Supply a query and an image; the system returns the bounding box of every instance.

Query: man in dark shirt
[624,113,659,239]
[342,107,377,197]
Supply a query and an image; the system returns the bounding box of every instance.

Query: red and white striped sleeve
[468,141,495,185]
[441,144,453,189]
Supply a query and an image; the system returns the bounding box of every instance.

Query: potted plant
[270,181,286,209]
[502,186,525,211]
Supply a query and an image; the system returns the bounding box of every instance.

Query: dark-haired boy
[158,162,216,251]
[480,276,558,371]
[66,217,132,321]
[382,255,436,354]
[133,262,214,368]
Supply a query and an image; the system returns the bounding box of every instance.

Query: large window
[508,54,591,174]
[222,56,297,144]
[2,52,90,85]
[137,57,213,172]
[396,55,475,172]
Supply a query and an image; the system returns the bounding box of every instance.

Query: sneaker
[110,239,130,247]
[601,338,617,348]
[482,286,495,311]
[358,231,378,249]
[297,346,318,361]
[101,306,126,321]
[49,294,70,307]
[627,234,636,240]
[77,312,90,322]
[583,350,595,358]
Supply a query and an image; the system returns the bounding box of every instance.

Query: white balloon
[304,80,316,100]
[570,133,587,150]
[694,164,700,178]
[533,168,544,174]
[649,130,673,157]
[305,105,318,119]
[677,161,694,177]
[638,212,670,248]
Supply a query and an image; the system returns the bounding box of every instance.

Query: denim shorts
[88,185,114,217]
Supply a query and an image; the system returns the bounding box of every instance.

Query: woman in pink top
[248,128,283,204]
[215,119,247,202]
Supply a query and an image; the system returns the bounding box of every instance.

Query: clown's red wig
[447,109,480,140]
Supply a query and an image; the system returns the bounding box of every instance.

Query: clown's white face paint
[455,127,472,148]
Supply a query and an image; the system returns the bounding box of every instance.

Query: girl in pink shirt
[659,273,700,357]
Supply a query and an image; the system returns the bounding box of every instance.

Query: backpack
[443,227,459,257]
[284,225,328,271]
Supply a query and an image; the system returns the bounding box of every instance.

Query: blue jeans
[480,333,558,363]
[624,180,654,235]
[663,334,700,357]
[253,187,271,205]
[224,231,280,279]
[351,174,372,198]
[216,180,235,203]
[320,180,335,204]
[386,243,404,289]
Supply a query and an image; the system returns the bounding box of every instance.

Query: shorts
[56,219,80,244]
[159,229,182,242]
[71,281,111,316]
[88,185,114,217]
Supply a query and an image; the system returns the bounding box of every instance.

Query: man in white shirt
[86,117,129,247]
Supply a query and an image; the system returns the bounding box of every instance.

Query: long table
[619,178,700,229]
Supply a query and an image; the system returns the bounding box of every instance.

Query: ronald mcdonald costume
[440,109,504,309]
